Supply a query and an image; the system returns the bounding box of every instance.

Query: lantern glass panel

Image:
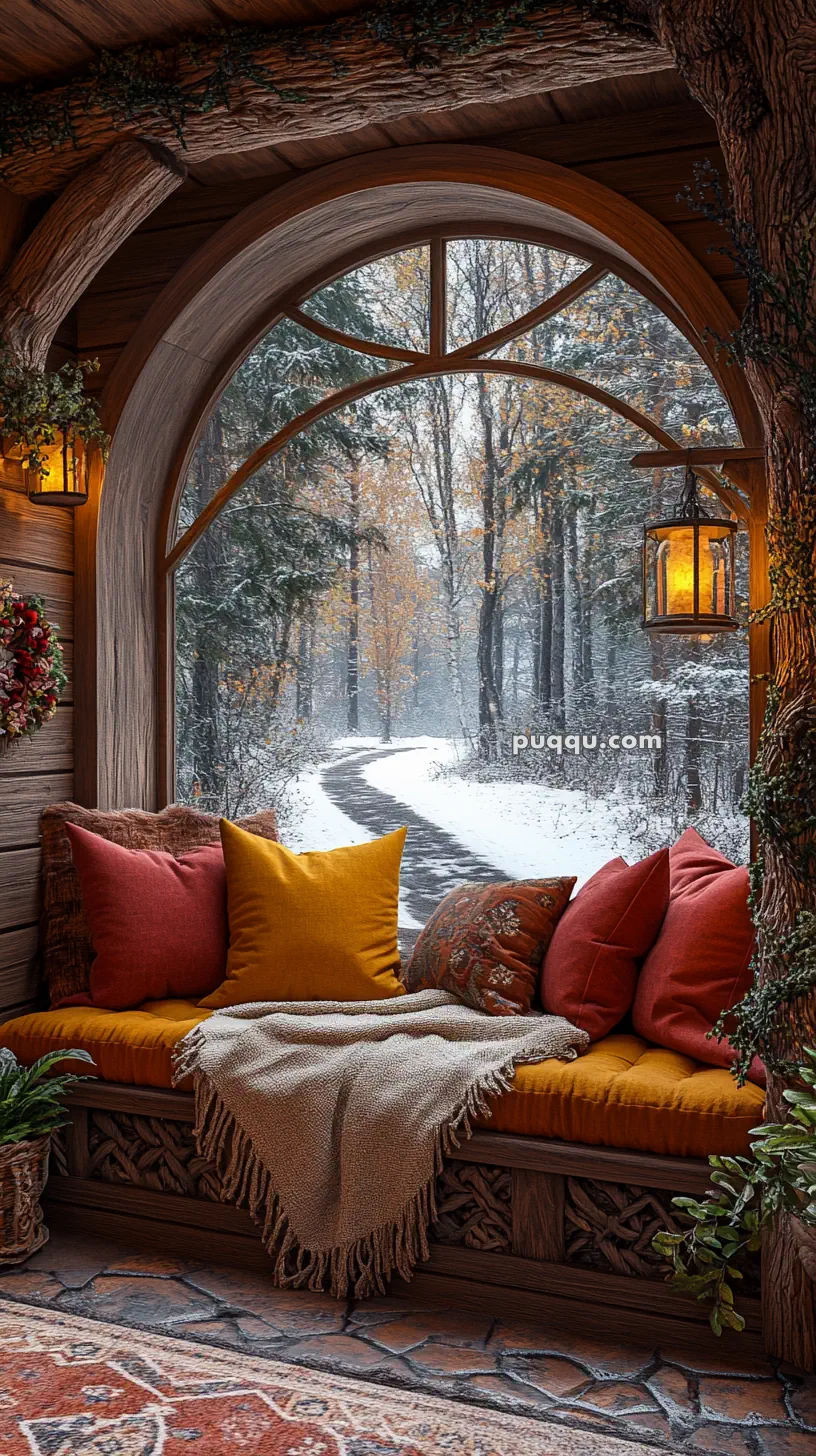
[28,432,89,505]
[643,519,737,631]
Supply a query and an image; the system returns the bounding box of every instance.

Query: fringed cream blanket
[173,989,588,1298]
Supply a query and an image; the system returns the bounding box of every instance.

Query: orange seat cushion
[0,1001,212,1089]
[476,1033,765,1157]
[0,1014,764,1159]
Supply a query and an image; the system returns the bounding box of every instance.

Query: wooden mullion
[285,306,424,365]
[430,236,447,359]
[447,261,606,362]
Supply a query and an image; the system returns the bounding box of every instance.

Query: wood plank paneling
[395,1268,765,1358]
[0,923,38,1014]
[0,924,37,970]
[0,846,40,930]
[0,707,72,777]
[423,1243,760,1326]
[0,771,73,848]
[0,952,39,1010]
[0,489,74,571]
[0,565,74,639]
[0,483,73,1013]
[479,102,717,167]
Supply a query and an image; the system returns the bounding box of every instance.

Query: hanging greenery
[0,347,109,476]
[653,1046,816,1335]
[0,1,570,159]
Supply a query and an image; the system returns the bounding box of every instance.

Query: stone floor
[0,1231,814,1454]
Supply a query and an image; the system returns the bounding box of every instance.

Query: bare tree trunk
[188,413,225,804]
[533,482,554,713]
[410,379,470,741]
[568,502,583,694]
[651,633,669,797]
[296,605,316,721]
[476,373,505,759]
[346,469,360,733]
[581,500,595,699]
[685,696,703,812]
[551,495,566,730]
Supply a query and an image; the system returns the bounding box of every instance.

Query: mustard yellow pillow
[200,820,407,1007]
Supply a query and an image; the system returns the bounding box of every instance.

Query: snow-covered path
[283,736,635,943]
[319,746,507,950]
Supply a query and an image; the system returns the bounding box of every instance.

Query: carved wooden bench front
[47,1081,763,1358]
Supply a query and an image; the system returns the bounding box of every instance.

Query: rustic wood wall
[0,465,74,1020]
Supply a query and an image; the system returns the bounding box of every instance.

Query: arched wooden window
[162,230,750,880]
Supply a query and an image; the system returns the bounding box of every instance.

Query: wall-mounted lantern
[25,429,89,507]
[642,465,738,635]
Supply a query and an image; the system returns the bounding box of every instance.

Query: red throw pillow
[540,849,670,1039]
[65,823,228,1009]
[632,827,757,1076]
[403,878,575,1016]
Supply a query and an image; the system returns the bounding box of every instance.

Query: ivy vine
[0,1,577,159]
[677,161,816,1084]
[0,346,109,476]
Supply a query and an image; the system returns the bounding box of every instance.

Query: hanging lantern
[642,465,739,635]
[25,428,89,507]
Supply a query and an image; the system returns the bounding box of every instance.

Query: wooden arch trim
[82,144,764,811]
[102,147,763,444]
[167,356,744,576]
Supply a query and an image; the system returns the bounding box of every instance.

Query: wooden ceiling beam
[0,7,672,197]
[0,140,186,370]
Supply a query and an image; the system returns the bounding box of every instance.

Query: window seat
[0,1005,763,1159]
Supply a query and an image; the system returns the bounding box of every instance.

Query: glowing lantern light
[25,429,89,507]
[642,466,738,635]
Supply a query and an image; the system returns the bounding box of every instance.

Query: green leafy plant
[654,1047,816,1334]
[0,1047,95,1145]
[0,345,109,476]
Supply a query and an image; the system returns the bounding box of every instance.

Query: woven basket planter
[0,1134,51,1265]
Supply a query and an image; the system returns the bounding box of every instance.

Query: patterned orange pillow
[403,878,576,1016]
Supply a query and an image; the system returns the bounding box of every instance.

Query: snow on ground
[282,736,634,892]
[363,738,635,890]
[279,768,370,852]
[278,762,424,929]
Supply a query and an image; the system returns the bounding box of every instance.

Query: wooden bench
[47,1079,763,1358]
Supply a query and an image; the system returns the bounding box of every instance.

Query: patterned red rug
[0,1297,665,1455]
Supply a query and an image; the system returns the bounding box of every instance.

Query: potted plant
[0,1047,94,1264]
[654,1046,816,1333]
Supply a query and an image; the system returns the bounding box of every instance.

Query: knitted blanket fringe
[175,1025,533,1299]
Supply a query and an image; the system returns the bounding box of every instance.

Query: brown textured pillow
[403,878,576,1016]
[40,801,279,1009]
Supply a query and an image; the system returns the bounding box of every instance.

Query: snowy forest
[174,240,750,868]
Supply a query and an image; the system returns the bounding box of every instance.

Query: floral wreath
[0,581,66,751]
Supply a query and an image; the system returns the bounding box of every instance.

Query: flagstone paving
[1,1230,815,1455]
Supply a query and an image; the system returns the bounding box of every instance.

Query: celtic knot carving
[564,1176,683,1279]
[88,1111,224,1202]
[432,1162,512,1252]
